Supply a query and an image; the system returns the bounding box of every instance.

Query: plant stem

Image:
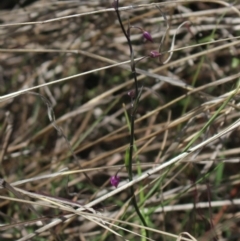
[114,0,138,95]
[114,1,149,238]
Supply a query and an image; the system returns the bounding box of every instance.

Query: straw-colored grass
[0,1,240,240]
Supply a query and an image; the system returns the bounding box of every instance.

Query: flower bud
[127,90,135,99]
[110,175,120,188]
[143,31,153,42]
[150,50,161,58]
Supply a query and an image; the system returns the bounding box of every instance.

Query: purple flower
[110,175,120,188]
[143,31,153,42]
[129,26,153,42]
[150,50,161,58]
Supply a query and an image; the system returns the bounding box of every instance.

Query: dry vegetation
[0,0,240,240]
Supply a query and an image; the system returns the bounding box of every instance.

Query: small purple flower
[110,175,120,188]
[129,26,153,43]
[150,50,161,58]
[143,31,153,42]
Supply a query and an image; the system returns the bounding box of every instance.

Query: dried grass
[0,1,240,240]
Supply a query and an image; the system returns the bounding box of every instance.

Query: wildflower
[142,31,153,42]
[110,175,120,188]
[150,50,161,58]
[129,26,153,42]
